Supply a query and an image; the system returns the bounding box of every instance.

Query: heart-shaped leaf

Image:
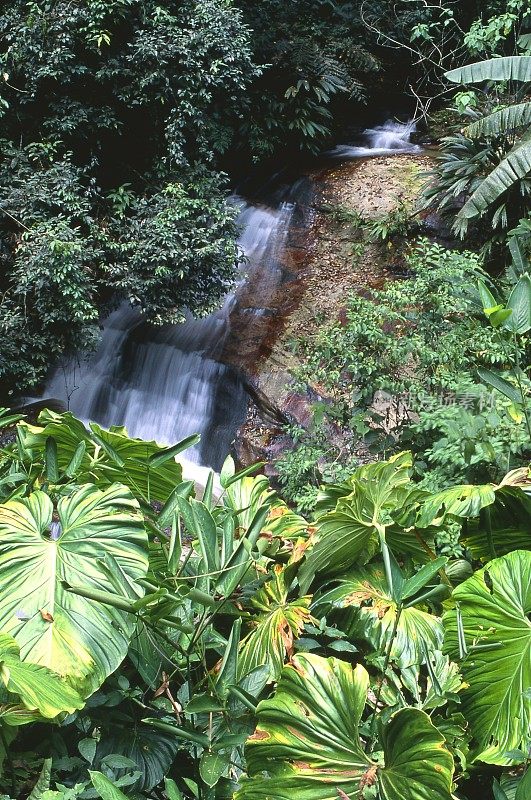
[235,653,453,799]
[0,484,148,696]
[444,551,531,764]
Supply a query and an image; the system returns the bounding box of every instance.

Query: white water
[327,119,421,158]
[36,120,417,473]
[39,199,296,471]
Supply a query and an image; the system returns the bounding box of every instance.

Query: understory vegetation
[0,410,528,800]
[276,238,531,511]
[0,1,530,800]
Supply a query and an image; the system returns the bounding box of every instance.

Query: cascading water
[39,196,298,471]
[327,119,420,158]
[35,120,419,473]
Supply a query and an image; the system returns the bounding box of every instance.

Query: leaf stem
[367,602,403,753]
[480,506,497,560]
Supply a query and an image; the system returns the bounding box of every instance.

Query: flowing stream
[328,119,420,158]
[38,120,417,474]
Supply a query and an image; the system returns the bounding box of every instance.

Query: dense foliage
[0,0,418,399]
[0,0,256,397]
[4,0,526,398]
[276,237,530,510]
[424,55,531,247]
[0,3,530,800]
[0,410,528,800]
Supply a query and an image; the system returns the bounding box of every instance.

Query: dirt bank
[233,151,433,465]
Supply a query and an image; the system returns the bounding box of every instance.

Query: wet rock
[282,393,314,427]
[410,131,437,146]
[416,211,457,246]
[232,434,265,469]
[233,149,435,469]
[240,306,279,317]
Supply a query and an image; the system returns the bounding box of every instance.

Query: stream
[37,120,419,476]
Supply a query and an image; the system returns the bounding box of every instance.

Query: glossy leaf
[164,778,183,800]
[236,653,453,799]
[463,485,531,558]
[464,102,531,139]
[96,722,180,792]
[200,751,230,787]
[445,57,531,84]
[444,551,531,764]
[148,435,201,467]
[508,236,529,277]
[18,411,185,503]
[456,131,531,226]
[0,484,148,696]
[314,563,443,671]
[238,566,312,680]
[477,369,523,405]
[224,471,307,540]
[378,707,454,800]
[401,557,448,600]
[416,483,496,528]
[515,768,531,800]
[0,633,84,720]
[299,453,415,591]
[45,437,59,483]
[89,771,131,800]
[504,273,531,334]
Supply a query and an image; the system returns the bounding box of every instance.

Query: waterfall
[33,122,418,473]
[327,119,421,158]
[37,198,297,471]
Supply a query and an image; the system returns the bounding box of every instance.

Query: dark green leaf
[148,435,200,468]
[45,437,59,483]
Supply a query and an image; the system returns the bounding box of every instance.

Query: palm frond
[456,129,531,233]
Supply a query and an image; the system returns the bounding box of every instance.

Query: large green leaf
[314,563,443,672]
[299,453,417,591]
[463,485,531,558]
[96,722,180,792]
[89,771,131,800]
[378,707,453,800]
[508,235,529,278]
[444,551,531,764]
[0,633,83,721]
[127,621,176,688]
[445,57,531,84]
[224,471,307,540]
[504,273,531,334]
[464,102,531,139]
[18,410,185,504]
[0,484,148,696]
[477,369,523,405]
[456,130,531,226]
[416,483,496,528]
[235,653,453,799]
[238,566,312,681]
